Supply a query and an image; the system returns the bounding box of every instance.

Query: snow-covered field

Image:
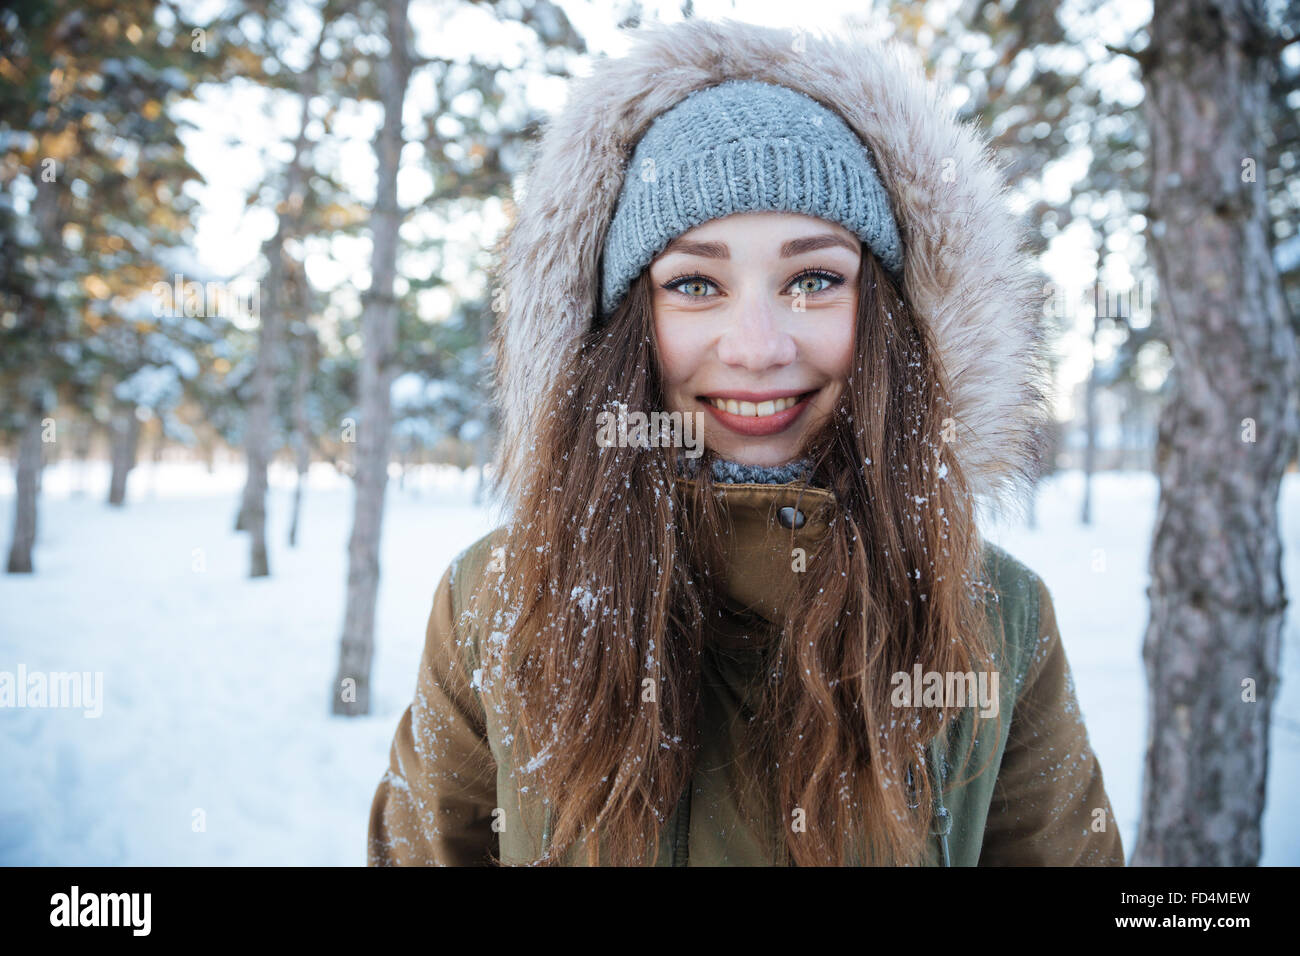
[1,459,1297,865]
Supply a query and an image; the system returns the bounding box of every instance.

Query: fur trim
[487,17,1050,518]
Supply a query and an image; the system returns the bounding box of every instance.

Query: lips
[698,390,816,437]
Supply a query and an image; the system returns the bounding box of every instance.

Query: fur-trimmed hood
[487,16,1050,518]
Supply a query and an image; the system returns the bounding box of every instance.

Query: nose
[714,289,797,371]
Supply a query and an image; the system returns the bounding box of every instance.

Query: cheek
[653,313,703,389]
[806,310,856,379]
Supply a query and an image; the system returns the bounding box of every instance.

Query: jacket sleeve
[367,561,500,865]
[978,576,1125,866]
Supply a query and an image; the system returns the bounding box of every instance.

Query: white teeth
[706,395,803,417]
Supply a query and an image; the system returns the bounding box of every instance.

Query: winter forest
[2,0,1299,869]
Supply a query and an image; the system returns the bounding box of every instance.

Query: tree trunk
[1133,0,1300,865]
[237,238,282,575]
[6,406,44,573]
[235,28,325,575]
[333,0,411,717]
[107,403,141,507]
[473,418,493,506]
[10,169,59,549]
[146,417,165,498]
[288,326,317,548]
[289,448,307,547]
[71,416,92,497]
[1081,309,1099,525]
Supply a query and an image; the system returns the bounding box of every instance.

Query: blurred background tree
[1,0,236,569]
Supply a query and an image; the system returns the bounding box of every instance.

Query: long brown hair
[479,247,1003,866]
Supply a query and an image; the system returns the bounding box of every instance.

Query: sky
[175,0,1154,422]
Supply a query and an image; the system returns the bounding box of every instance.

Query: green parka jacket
[367,481,1124,866]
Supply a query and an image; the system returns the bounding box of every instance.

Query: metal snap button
[777,506,805,530]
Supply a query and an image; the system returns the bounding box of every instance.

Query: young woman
[367,17,1124,867]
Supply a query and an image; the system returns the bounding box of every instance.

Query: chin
[711,440,807,467]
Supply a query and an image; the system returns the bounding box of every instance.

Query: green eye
[664,274,718,297]
[788,270,843,295]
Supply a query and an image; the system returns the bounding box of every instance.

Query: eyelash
[661,268,846,298]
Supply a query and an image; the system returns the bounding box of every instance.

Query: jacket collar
[680,479,837,630]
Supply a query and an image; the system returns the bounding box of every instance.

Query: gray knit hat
[598,78,903,318]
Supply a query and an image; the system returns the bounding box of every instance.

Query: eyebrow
[658,232,860,260]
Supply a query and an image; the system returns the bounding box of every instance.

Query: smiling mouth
[696,390,818,437]
[699,391,816,418]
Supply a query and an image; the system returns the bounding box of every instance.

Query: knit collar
[676,454,817,486]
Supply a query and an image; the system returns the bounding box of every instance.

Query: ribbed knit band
[599,79,903,318]
[676,453,816,486]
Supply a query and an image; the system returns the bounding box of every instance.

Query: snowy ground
[1,459,1297,865]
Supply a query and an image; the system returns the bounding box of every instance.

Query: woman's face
[649,211,859,467]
